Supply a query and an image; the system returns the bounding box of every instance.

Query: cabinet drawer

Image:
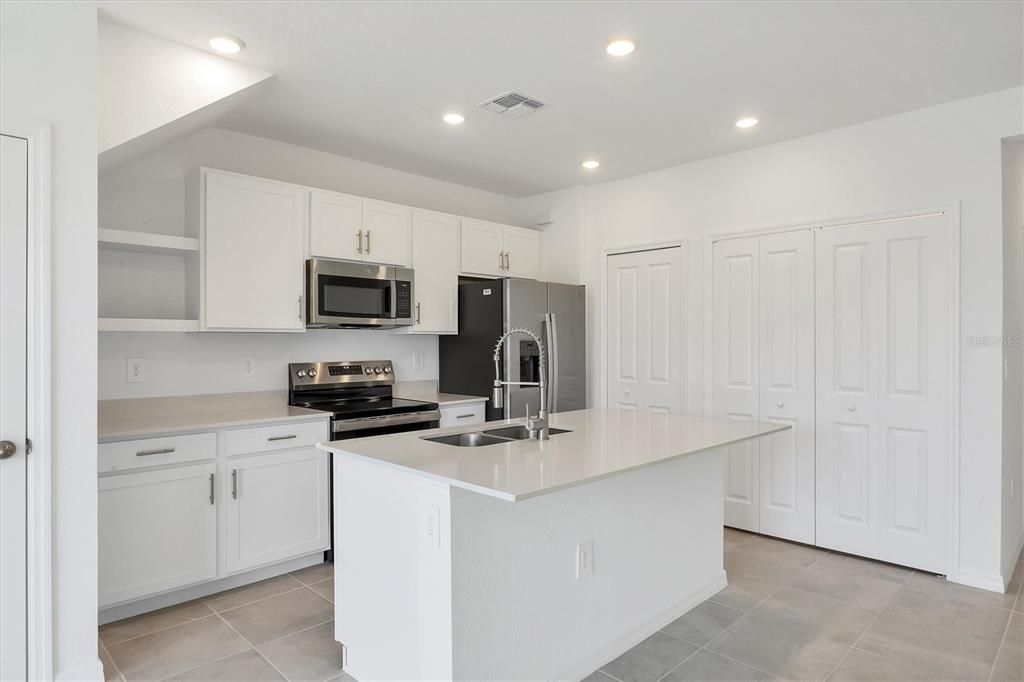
[225,419,328,456]
[439,402,486,428]
[99,432,216,473]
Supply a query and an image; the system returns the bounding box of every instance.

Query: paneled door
[606,247,684,413]
[816,213,950,572]
[711,238,760,532]
[410,210,459,334]
[0,133,29,680]
[757,231,815,543]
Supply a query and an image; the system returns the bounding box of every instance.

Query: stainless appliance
[439,279,586,421]
[305,258,414,329]
[288,360,440,560]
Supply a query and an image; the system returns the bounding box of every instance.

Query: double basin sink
[423,425,571,447]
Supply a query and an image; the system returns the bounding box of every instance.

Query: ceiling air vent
[478,90,546,119]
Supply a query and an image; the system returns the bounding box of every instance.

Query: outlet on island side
[243,357,256,377]
[576,540,593,579]
[126,358,145,383]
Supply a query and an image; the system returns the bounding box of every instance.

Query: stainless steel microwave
[306,258,414,329]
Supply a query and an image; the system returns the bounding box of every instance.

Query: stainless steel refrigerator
[439,279,586,421]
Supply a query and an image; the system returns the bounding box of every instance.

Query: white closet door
[758,231,815,543]
[606,247,684,413]
[815,214,950,572]
[712,238,760,532]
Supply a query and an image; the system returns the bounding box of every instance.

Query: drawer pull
[455,413,476,419]
[209,473,215,505]
[267,435,297,442]
[136,447,175,457]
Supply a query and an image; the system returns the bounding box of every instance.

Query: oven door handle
[331,410,441,434]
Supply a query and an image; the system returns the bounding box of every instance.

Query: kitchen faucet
[492,327,549,440]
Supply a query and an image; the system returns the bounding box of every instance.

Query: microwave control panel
[395,280,412,318]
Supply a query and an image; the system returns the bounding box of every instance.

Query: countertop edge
[99,410,329,442]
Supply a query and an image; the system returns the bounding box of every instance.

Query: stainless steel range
[288,360,440,438]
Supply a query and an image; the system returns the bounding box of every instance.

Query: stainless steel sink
[483,426,572,440]
[422,432,511,448]
[422,426,572,447]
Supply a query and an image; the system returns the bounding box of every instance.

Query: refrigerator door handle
[545,312,559,412]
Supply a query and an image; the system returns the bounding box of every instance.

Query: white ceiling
[98,1,1023,197]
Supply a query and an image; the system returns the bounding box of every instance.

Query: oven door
[306,259,413,328]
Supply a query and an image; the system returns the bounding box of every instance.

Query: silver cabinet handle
[209,473,215,505]
[267,434,297,442]
[499,251,504,271]
[455,413,475,419]
[0,440,16,459]
[137,447,175,457]
[365,230,371,254]
[416,302,421,324]
[357,229,363,254]
[504,252,510,271]
[231,468,238,499]
[298,295,303,321]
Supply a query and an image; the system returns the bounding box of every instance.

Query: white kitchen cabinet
[502,225,541,279]
[99,463,217,607]
[459,218,541,279]
[411,210,459,333]
[310,189,362,261]
[712,231,815,544]
[202,169,305,331]
[224,448,330,573]
[438,401,486,427]
[309,190,411,266]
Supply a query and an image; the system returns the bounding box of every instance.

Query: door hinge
[25,438,32,455]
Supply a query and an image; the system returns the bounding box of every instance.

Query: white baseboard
[951,567,1010,594]
[1000,530,1024,590]
[554,571,728,682]
[99,553,324,624]
[55,657,104,682]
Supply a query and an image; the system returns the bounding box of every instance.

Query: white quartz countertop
[320,407,789,501]
[98,391,328,441]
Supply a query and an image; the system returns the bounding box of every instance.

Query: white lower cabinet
[438,401,486,427]
[99,463,217,607]
[224,448,330,573]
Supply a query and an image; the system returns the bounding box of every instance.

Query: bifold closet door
[815,214,950,573]
[758,231,815,544]
[712,238,760,532]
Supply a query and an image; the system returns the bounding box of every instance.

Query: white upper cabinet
[309,190,411,266]
[459,218,541,279]
[411,209,459,334]
[309,189,362,261]
[362,199,412,267]
[502,225,541,279]
[202,169,305,332]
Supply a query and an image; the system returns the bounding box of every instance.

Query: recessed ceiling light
[442,113,465,125]
[581,160,600,170]
[606,39,635,57]
[209,34,245,54]
[735,117,759,129]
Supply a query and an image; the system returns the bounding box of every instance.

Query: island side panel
[449,448,726,681]
[332,454,454,680]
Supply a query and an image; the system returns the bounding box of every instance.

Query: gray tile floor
[100,530,1024,681]
[593,528,1024,682]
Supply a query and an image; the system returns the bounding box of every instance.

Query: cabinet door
[310,189,363,261]
[362,199,411,266]
[460,218,504,277]
[503,226,541,280]
[711,237,760,533]
[224,448,330,573]
[99,463,217,606]
[204,171,305,331]
[411,210,459,333]
[757,231,815,544]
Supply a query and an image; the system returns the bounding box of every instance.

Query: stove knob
[374,366,383,375]
[383,366,392,374]
[308,368,317,378]
[296,369,307,378]
[364,367,373,375]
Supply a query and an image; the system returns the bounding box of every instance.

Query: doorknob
[624,389,631,396]
[0,440,16,459]
[847,404,856,412]
[776,401,785,408]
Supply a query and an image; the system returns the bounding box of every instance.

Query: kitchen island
[321,408,787,681]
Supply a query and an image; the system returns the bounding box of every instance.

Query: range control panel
[288,360,394,387]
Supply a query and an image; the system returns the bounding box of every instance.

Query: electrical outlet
[576,540,593,579]
[126,358,145,383]
[422,503,440,548]
[414,352,426,371]
[243,357,256,377]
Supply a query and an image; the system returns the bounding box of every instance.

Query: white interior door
[0,133,28,680]
[606,247,684,413]
[758,231,815,543]
[815,214,950,572]
[712,238,760,532]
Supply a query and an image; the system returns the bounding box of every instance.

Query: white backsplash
[98,329,439,399]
